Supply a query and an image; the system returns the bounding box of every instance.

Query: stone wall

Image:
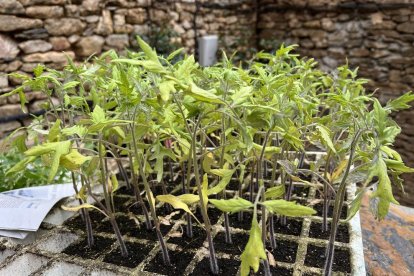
[0,0,256,135]
[1,0,414,205]
[258,0,414,206]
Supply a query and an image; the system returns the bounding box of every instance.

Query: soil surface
[267,239,298,263]
[64,210,105,231]
[103,241,153,268]
[313,203,347,219]
[194,207,222,225]
[256,265,294,275]
[213,232,249,255]
[129,222,172,241]
[308,221,349,243]
[144,250,194,275]
[273,218,303,236]
[168,225,206,249]
[228,212,253,230]
[304,244,351,273]
[190,257,240,275]
[63,235,115,259]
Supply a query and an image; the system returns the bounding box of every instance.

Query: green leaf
[48,119,61,142]
[33,64,44,77]
[386,91,414,111]
[265,185,285,199]
[91,105,106,124]
[380,146,402,162]
[12,134,27,153]
[159,81,176,102]
[18,89,27,113]
[252,143,281,154]
[210,197,253,213]
[63,81,79,90]
[177,194,199,204]
[186,83,222,104]
[6,156,36,175]
[167,48,184,61]
[368,157,399,220]
[384,159,414,173]
[262,200,316,216]
[137,36,160,64]
[202,152,215,173]
[240,217,267,276]
[346,188,366,221]
[316,125,336,153]
[60,149,91,171]
[156,194,200,224]
[207,168,234,195]
[62,125,88,137]
[110,174,119,192]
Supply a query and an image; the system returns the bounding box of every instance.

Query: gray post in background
[198,35,218,67]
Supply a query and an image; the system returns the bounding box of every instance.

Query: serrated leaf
[346,188,366,221]
[210,197,253,213]
[368,157,399,220]
[137,36,160,64]
[265,185,285,199]
[316,125,336,153]
[177,194,199,205]
[91,105,106,124]
[262,200,316,216]
[159,81,176,102]
[384,159,414,173]
[60,149,91,171]
[240,217,267,276]
[48,119,61,142]
[63,81,79,90]
[386,91,414,111]
[186,83,222,104]
[156,194,201,224]
[207,168,234,195]
[62,125,88,137]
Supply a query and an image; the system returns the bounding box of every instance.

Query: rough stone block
[0,15,43,32]
[26,5,64,19]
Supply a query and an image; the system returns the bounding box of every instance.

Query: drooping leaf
[210,197,253,213]
[262,200,316,216]
[346,188,366,221]
[48,119,61,142]
[159,81,176,102]
[207,168,234,195]
[186,83,222,104]
[177,194,199,205]
[240,217,267,276]
[6,156,36,175]
[137,36,160,64]
[60,149,91,171]
[157,194,201,224]
[386,91,414,111]
[62,204,108,218]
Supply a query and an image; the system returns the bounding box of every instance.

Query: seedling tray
[0,152,366,275]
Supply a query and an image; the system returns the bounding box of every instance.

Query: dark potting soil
[229,212,253,230]
[274,218,303,236]
[315,190,348,201]
[63,235,114,259]
[308,221,350,243]
[190,257,240,276]
[195,207,222,225]
[129,222,172,241]
[168,225,206,249]
[112,196,131,212]
[103,241,153,268]
[256,265,293,276]
[144,250,194,275]
[213,232,249,255]
[266,239,298,263]
[314,203,347,219]
[95,215,136,234]
[116,186,134,196]
[291,185,310,197]
[156,206,184,220]
[64,210,104,231]
[304,244,351,273]
[227,179,240,191]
